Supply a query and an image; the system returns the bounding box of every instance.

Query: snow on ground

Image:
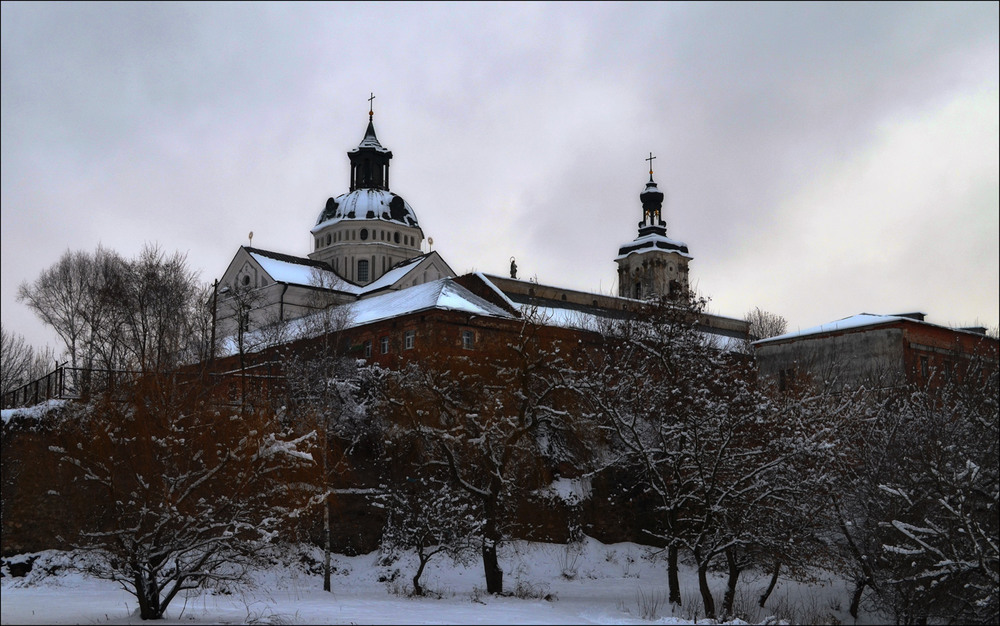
[1,536,877,625]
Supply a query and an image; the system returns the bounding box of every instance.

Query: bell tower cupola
[615,153,692,301]
[349,93,393,191]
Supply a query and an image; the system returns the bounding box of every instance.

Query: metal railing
[1,365,142,410]
[2,362,288,411]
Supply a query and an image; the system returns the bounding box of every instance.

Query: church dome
[312,188,420,231]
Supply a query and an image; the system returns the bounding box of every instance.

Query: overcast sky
[3,1,998,352]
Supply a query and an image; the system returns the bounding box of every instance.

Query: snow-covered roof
[312,189,419,230]
[349,119,390,154]
[346,278,514,326]
[218,278,515,357]
[615,232,691,260]
[473,272,520,311]
[359,255,427,293]
[755,313,916,345]
[248,250,361,294]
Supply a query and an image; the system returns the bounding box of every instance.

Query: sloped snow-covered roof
[359,255,427,293]
[248,249,362,294]
[350,120,390,154]
[217,278,514,357]
[755,313,911,345]
[312,189,419,230]
[347,278,513,326]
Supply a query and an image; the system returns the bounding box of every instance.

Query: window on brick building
[404,330,415,350]
[920,356,929,379]
[363,340,372,358]
[462,330,474,350]
[380,336,389,354]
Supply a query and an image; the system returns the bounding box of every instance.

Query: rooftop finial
[646,152,656,182]
[368,92,375,121]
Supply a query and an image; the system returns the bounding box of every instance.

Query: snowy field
[1,536,878,625]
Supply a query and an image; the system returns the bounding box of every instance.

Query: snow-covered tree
[835,352,999,624]
[378,473,483,596]
[49,374,315,620]
[380,314,592,595]
[283,345,379,592]
[583,293,835,620]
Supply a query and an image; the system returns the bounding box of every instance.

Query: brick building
[753,312,998,392]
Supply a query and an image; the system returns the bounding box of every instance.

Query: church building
[214,103,748,349]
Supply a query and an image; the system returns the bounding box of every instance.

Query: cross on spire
[368,92,375,120]
[646,152,656,182]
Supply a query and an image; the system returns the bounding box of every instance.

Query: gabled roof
[345,277,514,327]
[246,247,360,294]
[235,247,454,298]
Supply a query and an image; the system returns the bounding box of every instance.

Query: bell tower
[615,153,692,300]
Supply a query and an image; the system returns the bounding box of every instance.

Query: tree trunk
[136,571,162,620]
[323,496,332,592]
[413,551,428,597]
[849,577,866,619]
[721,547,741,620]
[696,555,716,620]
[482,537,503,595]
[667,545,681,605]
[758,558,780,608]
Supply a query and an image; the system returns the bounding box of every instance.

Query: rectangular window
[462,330,474,350]
[380,336,389,354]
[920,356,929,379]
[358,259,369,283]
[363,340,372,358]
[404,330,415,350]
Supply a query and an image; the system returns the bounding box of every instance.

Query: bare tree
[1,325,36,397]
[18,249,95,372]
[280,300,380,592]
[739,306,788,354]
[18,245,208,377]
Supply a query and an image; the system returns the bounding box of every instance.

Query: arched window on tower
[358,259,369,283]
[634,282,642,299]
